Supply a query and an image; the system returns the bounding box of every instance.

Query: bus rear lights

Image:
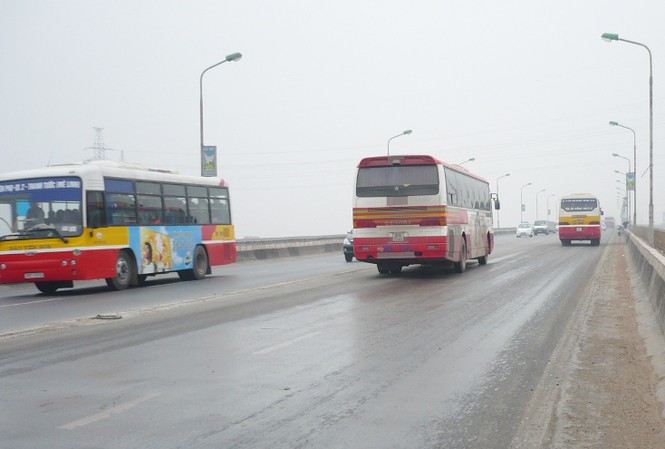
[354,219,377,228]
[73,249,81,256]
[61,260,68,267]
[419,218,447,226]
[70,260,77,266]
[0,264,5,270]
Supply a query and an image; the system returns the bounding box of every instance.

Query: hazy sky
[2,1,663,238]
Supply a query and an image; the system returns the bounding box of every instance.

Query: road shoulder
[511,234,665,448]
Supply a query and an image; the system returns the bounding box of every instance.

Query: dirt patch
[513,234,665,448]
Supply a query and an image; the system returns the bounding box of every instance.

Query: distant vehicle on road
[343,230,354,262]
[533,220,549,235]
[516,222,534,238]
[604,216,615,229]
[559,193,602,246]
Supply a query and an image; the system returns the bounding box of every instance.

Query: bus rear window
[356,165,439,197]
[561,198,597,212]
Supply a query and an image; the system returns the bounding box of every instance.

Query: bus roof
[560,193,598,200]
[0,160,228,188]
[357,154,488,183]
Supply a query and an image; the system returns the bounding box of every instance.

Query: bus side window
[87,191,106,228]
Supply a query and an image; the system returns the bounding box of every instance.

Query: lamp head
[601,33,619,42]
[225,52,243,62]
[403,129,413,135]
[609,121,619,126]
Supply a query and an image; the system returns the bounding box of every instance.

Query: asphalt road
[0,232,609,448]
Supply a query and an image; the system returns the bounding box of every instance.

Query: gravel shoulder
[512,233,665,448]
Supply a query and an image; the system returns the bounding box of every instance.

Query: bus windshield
[356,165,439,197]
[0,176,83,239]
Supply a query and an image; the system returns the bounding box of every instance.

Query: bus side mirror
[491,193,500,210]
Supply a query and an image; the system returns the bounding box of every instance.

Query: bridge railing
[630,226,665,253]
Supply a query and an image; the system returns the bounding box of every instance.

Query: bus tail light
[419,217,447,227]
[354,219,377,228]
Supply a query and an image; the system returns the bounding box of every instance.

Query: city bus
[353,154,498,275]
[558,193,602,246]
[0,160,236,293]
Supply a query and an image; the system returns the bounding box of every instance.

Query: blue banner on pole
[201,145,217,177]
[626,172,635,191]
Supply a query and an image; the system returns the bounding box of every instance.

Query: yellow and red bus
[558,193,602,246]
[353,154,498,275]
[0,160,236,293]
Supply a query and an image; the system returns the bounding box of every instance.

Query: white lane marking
[59,392,161,430]
[253,331,322,355]
[488,253,522,264]
[0,297,66,308]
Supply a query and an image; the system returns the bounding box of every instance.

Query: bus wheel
[106,250,133,291]
[35,281,59,294]
[179,246,208,281]
[561,239,571,246]
[454,240,467,273]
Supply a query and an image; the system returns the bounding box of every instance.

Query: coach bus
[353,154,498,275]
[0,160,236,293]
[558,193,602,246]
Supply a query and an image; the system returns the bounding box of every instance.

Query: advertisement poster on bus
[130,226,201,274]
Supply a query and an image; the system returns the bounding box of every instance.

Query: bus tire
[35,281,59,294]
[179,245,208,281]
[561,239,571,246]
[454,239,467,273]
[377,263,401,275]
[106,250,133,291]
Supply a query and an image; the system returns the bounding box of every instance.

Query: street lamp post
[458,157,475,165]
[387,129,412,155]
[612,152,631,226]
[520,182,532,223]
[547,194,555,222]
[535,188,546,221]
[602,32,653,245]
[199,52,242,176]
[609,121,637,226]
[495,173,510,228]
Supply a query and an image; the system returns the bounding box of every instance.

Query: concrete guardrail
[626,228,665,336]
[235,228,517,262]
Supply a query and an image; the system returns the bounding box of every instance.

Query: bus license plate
[25,272,45,279]
[392,233,405,242]
[576,227,583,232]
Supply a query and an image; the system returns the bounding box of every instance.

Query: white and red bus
[353,154,498,275]
[0,160,236,293]
[558,193,602,246]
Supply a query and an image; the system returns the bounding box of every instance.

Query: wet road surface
[0,233,609,448]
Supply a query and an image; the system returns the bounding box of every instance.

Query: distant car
[343,230,354,262]
[516,222,534,238]
[533,220,549,235]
